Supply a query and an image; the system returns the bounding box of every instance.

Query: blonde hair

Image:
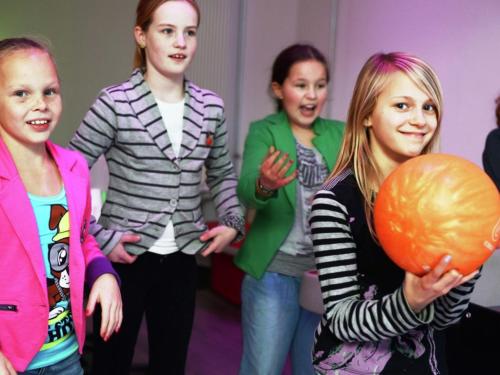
[0,37,53,62]
[327,52,443,236]
[133,0,201,70]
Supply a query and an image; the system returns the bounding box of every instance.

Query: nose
[410,108,425,126]
[306,86,318,99]
[33,94,48,111]
[175,32,186,48]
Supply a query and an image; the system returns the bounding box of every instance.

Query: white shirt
[148,98,185,255]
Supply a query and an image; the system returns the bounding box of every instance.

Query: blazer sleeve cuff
[220,214,246,242]
[85,257,121,287]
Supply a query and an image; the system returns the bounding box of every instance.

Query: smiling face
[0,49,61,151]
[272,59,328,130]
[135,0,198,81]
[365,71,438,172]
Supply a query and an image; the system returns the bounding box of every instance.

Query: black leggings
[91,251,198,375]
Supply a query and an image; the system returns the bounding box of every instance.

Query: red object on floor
[211,250,244,305]
[208,221,247,305]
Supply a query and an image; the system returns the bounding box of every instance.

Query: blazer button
[170,198,178,207]
[123,218,129,225]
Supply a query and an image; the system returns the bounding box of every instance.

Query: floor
[132,289,244,375]
[83,267,292,375]
[81,264,500,374]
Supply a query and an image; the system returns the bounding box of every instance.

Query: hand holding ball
[374,154,500,276]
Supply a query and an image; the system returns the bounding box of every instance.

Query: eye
[395,102,409,110]
[423,103,436,112]
[162,27,175,35]
[295,83,306,89]
[186,29,197,37]
[44,87,59,96]
[317,82,327,89]
[14,90,28,98]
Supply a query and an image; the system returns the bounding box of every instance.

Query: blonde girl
[0,37,121,375]
[310,52,479,374]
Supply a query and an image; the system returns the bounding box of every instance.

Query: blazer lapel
[312,119,338,171]
[48,143,86,289]
[127,70,178,164]
[268,112,297,208]
[0,139,46,291]
[179,81,204,159]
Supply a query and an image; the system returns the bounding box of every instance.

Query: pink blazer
[0,139,109,371]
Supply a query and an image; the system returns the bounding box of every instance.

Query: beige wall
[1,0,137,146]
[1,0,338,157]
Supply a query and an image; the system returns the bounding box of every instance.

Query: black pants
[91,251,198,375]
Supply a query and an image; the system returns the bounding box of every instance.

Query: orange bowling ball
[374,153,500,276]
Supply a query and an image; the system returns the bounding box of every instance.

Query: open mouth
[169,54,187,60]
[299,104,317,116]
[400,131,426,139]
[26,119,50,129]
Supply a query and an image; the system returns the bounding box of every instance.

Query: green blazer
[235,111,345,279]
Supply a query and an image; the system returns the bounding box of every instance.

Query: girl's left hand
[199,225,238,257]
[403,255,479,313]
[86,274,123,341]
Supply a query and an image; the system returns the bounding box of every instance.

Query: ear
[271,82,283,100]
[363,116,372,128]
[134,26,146,48]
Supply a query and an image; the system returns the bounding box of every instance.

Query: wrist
[220,215,245,242]
[256,178,275,197]
[402,282,427,314]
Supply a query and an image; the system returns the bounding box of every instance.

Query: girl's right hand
[0,351,16,375]
[108,233,141,264]
[403,255,479,313]
[258,145,297,191]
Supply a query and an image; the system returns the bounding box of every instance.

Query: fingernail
[422,265,431,272]
[444,255,452,263]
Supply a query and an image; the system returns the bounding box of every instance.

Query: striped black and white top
[69,69,244,255]
[310,170,478,374]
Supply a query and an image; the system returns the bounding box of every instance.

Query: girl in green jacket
[235,44,344,375]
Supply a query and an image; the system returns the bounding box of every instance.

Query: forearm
[88,217,124,255]
[204,117,244,237]
[432,271,480,329]
[311,190,433,342]
[237,125,275,208]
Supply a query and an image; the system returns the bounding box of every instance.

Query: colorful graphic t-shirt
[27,188,78,370]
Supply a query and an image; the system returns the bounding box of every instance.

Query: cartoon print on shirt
[46,204,70,319]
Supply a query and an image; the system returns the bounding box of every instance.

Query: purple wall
[329,0,500,167]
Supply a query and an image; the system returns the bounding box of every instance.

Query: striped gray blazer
[69,69,244,255]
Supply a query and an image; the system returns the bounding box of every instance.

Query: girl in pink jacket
[0,37,122,374]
